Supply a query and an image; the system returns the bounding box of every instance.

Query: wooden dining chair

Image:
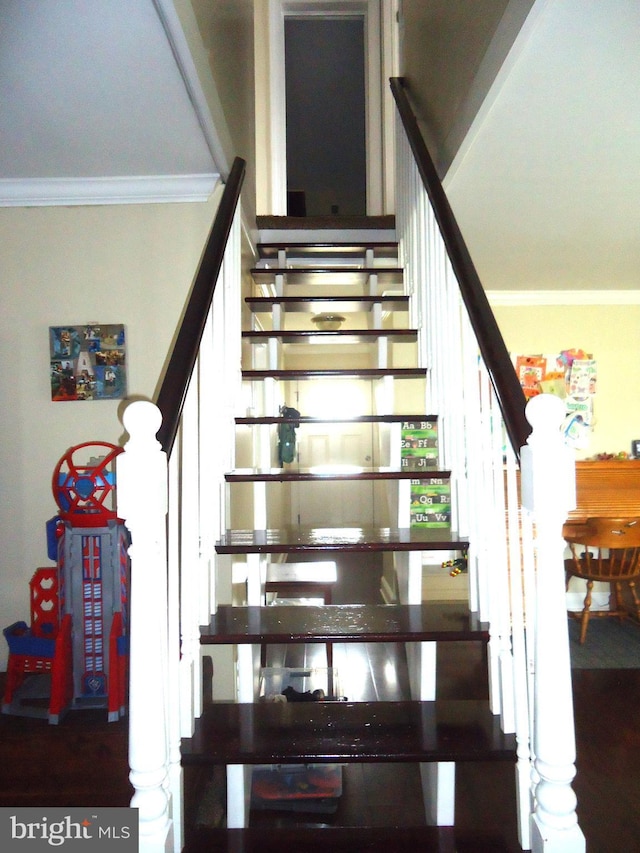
[565,517,640,644]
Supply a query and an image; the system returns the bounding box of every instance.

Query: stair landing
[256,215,396,245]
[257,215,395,231]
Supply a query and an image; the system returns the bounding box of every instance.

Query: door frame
[266,0,384,215]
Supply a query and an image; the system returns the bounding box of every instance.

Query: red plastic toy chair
[2,567,73,723]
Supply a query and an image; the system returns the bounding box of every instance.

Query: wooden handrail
[155,157,246,454]
[390,78,529,457]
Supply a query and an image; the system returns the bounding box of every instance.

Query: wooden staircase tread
[235,414,437,424]
[251,270,403,287]
[215,526,469,554]
[200,603,487,645]
[225,467,449,482]
[242,368,426,380]
[256,214,396,230]
[246,295,409,312]
[181,699,516,765]
[258,240,398,257]
[252,266,403,275]
[242,329,418,343]
[183,826,457,853]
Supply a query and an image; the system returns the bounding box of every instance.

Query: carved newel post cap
[122,400,162,448]
[118,401,166,521]
[525,393,565,442]
[521,393,576,514]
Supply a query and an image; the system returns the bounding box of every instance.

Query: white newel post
[118,401,173,853]
[520,394,585,853]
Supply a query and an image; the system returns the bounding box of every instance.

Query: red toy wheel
[52,441,122,527]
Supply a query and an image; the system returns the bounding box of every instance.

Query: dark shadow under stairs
[185,555,522,853]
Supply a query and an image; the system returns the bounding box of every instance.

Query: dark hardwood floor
[1,554,638,853]
[0,695,132,808]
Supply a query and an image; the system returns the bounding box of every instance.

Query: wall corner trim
[0,174,221,207]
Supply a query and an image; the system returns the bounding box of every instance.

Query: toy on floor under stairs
[443,556,468,577]
[2,442,130,724]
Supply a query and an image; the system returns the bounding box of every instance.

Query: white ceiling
[0,0,220,205]
[1,0,639,299]
[444,0,640,297]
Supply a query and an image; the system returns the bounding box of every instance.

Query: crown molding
[487,289,640,307]
[0,174,220,207]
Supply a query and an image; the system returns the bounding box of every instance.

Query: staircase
[179,223,517,850]
[117,107,584,851]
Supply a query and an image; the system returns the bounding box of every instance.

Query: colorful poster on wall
[514,355,548,400]
[50,324,126,402]
[511,349,597,449]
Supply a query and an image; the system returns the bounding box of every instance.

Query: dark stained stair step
[225,467,449,482]
[200,603,487,646]
[246,295,409,313]
[251,268,403,286]
[215,526,469,554]
[235,414,437,424]
[242,329,418,343]
[256,214,395,231]
[183,826,457,853]
[242,368,426,380]
[258,241,398,260]
[181,700,516,765]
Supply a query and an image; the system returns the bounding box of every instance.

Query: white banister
[111,162,243,849]
[395,93,586,848]
[521,394,585,853]
[178,374,202,734]
[505,442,533,850]
[117,400,173,853]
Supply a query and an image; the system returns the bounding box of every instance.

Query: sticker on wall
[511,349,597,449]
[514,355,548,400]
[49,324,126,402]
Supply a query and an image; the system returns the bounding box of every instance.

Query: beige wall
[0,1,258,671]
[400,0,534,174]
[190,0,257,220]
[0,193,222,669]
[253,0,273,215]
[493,301,640,460]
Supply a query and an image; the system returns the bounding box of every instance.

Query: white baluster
[521,394,585,852]
[118,401,172,853]
[372,300,382,329]
[506,443,534,850]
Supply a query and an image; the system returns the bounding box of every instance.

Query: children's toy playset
[2,442,129,724]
